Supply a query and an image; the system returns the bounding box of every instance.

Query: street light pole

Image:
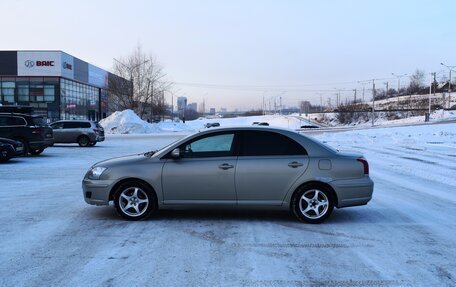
[372,80,376,127]
[441,63,456,109]
[392,73,408,101]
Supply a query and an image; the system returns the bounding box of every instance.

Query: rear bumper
[330,176,374,208]
[29,138,54,150]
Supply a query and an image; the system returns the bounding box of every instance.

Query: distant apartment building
[177,96,187,111]
[209,108,216,115]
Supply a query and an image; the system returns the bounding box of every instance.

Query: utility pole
[441,63,455,108]
[262,96,265,115]
[372,80,376,127]
[320,94,323,112]
[429,73,433,115]
[279,96,282,115]
[384,82,389,101]
[353,89,357,104]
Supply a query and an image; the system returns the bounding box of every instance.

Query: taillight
[357,158,369,174]
[31,127,42,134]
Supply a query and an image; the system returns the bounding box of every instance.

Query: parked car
[0,137,24,162]
[0,108,53,155]
[257,122,269,126]
[300,125,320,129]
[204,122,220,128]
[82,127,374,223]
[50,120,105,147]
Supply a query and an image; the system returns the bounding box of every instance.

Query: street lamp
[391,73,408,99]
[440,62,456,109]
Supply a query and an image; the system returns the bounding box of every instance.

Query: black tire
[77,136,90,147]
[30,148,44,155]
[113,180,157,221]
[16,139,29,156]
[88,141,97,147]
[291,183,335,224]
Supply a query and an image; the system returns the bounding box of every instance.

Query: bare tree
[109,45,171,120]
[408,69,425,95]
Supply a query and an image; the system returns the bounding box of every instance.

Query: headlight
[87,166,107,180]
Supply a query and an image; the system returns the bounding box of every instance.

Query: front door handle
[218,163,234,170]
[288,161,303,168]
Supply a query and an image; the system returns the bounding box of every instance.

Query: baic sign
[24,60,55,68]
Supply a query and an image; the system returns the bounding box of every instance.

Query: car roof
[0,112,33,117]
[51,120,93,123]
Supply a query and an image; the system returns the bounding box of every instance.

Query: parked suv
[0,108,53,155]
[50,120,105,147]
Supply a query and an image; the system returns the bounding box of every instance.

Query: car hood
[93,153,152,168]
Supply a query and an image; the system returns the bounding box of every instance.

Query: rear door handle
[218,163,234,170]
[288,161,303,168]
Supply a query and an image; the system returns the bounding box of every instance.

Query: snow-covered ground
[1,123,455,286]
[313,109,456,128]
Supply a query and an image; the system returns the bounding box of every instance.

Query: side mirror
[170,148,181,159]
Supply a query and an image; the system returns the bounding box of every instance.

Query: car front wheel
[291,184,335,224]
[113,181,157,221]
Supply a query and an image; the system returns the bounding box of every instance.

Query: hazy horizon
[1,0,455,111]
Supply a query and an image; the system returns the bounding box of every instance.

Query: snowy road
[1,125,455,287]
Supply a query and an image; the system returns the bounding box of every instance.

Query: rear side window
[32,117,47,126]
[63,122,90,128]
[0,116,26,127]
[240,131,307,156]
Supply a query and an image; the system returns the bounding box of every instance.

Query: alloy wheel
[298,189,329,219]
[118,187,149,217]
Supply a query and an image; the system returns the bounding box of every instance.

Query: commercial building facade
[0,50,130,122]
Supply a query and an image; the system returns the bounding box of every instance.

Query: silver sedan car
[82,127,373,223]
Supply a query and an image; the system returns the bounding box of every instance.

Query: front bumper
[82,178,114,206]
[330,176,374,208]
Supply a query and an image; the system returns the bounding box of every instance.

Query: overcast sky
[1,0,455,110]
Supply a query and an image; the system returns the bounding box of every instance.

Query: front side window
[240,131,307,156]
[179,133,235,158]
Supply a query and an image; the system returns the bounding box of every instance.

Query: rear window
[32,117,47,126]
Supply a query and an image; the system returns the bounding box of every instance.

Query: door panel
[162,157,237,204]
[235,156,309,205]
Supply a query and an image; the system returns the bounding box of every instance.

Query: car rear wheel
[77,136,90,147]
[113,180,157,221]
[291,184,334,224]
[29,148,44,155]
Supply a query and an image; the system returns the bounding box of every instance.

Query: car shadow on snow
[87,207,380,225]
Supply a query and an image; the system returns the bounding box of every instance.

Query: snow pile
[99,110,194,134]
[186,115,312,130]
